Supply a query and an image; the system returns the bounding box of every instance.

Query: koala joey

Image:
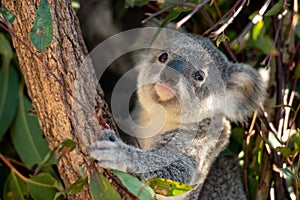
[89,28,263,199]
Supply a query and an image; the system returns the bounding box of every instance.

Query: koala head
[136,31,263,130]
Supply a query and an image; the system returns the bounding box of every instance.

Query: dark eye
[158,52,168,63]
[193,70,205,81]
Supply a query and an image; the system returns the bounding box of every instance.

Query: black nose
[160,59,186,86]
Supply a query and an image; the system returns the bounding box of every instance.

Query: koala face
[136,34,263,128]
[137,36,228,127]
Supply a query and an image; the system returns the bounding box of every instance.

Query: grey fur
[89,29,263,199]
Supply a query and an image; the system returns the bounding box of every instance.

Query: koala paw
[88,129,130,172]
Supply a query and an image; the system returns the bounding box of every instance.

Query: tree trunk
[2,0,127,199]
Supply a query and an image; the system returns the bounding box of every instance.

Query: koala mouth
[154,82,176,101]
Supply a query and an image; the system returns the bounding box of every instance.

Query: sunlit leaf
[30,0,53,51]
[3,171,28,200]
[216,32,230,47]
[147,178,194,196]
[112,170,155,200]
[275,147,292,158]
[90,169,121,200]
[252,20,264,40]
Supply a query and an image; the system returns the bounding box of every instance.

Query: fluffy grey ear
[224,63,264,123]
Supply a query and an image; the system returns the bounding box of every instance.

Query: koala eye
[158,52,168,63]
[193,70,205,82]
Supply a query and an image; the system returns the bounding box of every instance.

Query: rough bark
[2,0,130,199]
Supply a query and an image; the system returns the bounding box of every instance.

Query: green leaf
[0,33,18,141]
[295,62,300,78]
[3,171,28,200]
[30,0,53,51]
[222,128,244,156]
[10,83,49,168]
[275,147,292,158]
[27,173,64,200]
[273,165,299,180]
[265,0,283,16]
[34,150,57,175]
[0,7,16,24]
[216,32,230,47]
[89,169,121,200]
[150,9,181,45]
[0,33,13,67]
[289,131,300,150]
[64,175,87,195]
[112,170,155,200]
[0,66,18,141]
[296,24,300,38]
[60,139,76,153]
[147,178,194,196]
[252,20,264,40]
[34,139,76,175]
[281,168,299,179]
[125,0,149,7]
[160,7,181,28]
[255,36,277,55]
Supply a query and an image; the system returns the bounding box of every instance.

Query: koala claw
[101,129,117,142]
[89,129,129,172]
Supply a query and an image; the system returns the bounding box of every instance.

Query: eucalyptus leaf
[147,178,194,196]
[27,173,64,200]
[216,33,230,47]
[125,0,149,7]
[0,33,13,67]
[112,170,155,200]
[89,169,121,200]
[30,0,53,51]
[265,0,283,16]
[11,85,49,168]
[0,66,18,141]
[255,36,277,55]
[274,166,299,180]
[275,147,292,158]
[0,7,16,24]
[3,171,27,200]
[0,33,18,141]
[34,139,76,175]
[64,175,88,195]
[151,9,181,45]
[252,20,264,40]
[295,62,300,78]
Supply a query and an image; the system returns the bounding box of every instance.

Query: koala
[89,28,263,199]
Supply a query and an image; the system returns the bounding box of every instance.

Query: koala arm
[89,129,197,183]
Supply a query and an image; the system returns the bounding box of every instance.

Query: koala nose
[160,59,186,86]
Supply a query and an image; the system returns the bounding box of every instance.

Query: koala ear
[224,63,264,123]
